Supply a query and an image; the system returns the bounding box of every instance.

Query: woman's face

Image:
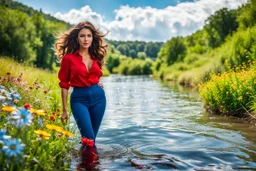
[77,28,93,49]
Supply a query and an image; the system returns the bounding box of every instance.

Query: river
[70,75,256,170]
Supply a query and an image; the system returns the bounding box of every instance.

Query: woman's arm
[61,88,69,123]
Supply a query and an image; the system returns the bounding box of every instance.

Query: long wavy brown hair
[54,21,108,69]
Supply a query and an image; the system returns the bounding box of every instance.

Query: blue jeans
[70,84,106,143]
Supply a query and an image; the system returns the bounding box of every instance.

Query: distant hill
[1,0,71,27]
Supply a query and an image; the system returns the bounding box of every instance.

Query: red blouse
[58,50,102,90]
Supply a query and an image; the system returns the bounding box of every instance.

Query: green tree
[136,43,144,52]
[0,6,39,63]
[237,0,256,28]
[205,8,238,48]
[158,37,187,65]
[116,44,129,56]
[129,49,136,58]
[106,53,121,72]
[137,52,147,60]
[145,42,159,58]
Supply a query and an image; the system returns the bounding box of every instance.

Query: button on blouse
[58,50,103,90]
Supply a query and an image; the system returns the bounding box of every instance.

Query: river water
[70,75,256,170]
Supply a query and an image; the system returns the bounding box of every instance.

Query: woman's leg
[89,101,106,138]
[71,102,95,140]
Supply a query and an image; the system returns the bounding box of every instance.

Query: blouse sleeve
[58,55,71,90]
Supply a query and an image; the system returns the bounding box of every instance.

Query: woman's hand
[98,82,104,88]
[61,111,69,124]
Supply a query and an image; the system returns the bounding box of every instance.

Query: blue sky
[15,0,246,42]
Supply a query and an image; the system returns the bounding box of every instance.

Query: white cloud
[54,0,246,42]
[54,5,103,27]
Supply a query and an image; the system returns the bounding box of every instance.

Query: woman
[54,21,108,148]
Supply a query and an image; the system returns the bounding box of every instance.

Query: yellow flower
[2,106,16,112]
[61,130,74,137]
[34,130,51,140]
[238,96,243,101]
[30,108,46,116]
[46,124,64,132]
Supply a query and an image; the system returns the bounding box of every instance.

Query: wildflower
[56,108,60,112]
[0,95,6,102]
[0,129,11,142]
[29,86,33,90]
[6,72,10,75]
[34,130,51,140]
[238,96,243,101]
[81,138,94,147]
[50,116,55,122]
[17,77,22,82]
[17,73,23,82]
[44,90,48,94]
[24,103,31,109]
[51,112,55,115]
[29,108,46,116]
[46,124,64,132]
[3,138,25,157]
[56,114,60,117]
[0,85,5,90]
[2,106,17,112]
[36,85,40,90]
[10,90,21,101]
[11,108,33,128]
[1,89,21,106]
[61,130,74,137]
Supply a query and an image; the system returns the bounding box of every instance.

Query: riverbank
[198,61,256,123]
[156,60,256,123]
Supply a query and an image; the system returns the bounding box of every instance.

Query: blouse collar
[73,49,96,60]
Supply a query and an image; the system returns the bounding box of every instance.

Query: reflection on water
[70,75,256,170]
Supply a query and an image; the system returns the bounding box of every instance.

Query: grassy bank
[0,57,75,170]
[198,61,256,121]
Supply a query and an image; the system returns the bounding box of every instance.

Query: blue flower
[3,138,25,157]
[10,108,33,128]
[0,85,5,90]
[10,90,21,101]
[0,95,6,102]
[0,88,21,106]
[0,129,7,140]
[0,129,11,143]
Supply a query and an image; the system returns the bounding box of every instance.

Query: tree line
[107,40,163,59]
[0,0,70,69]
